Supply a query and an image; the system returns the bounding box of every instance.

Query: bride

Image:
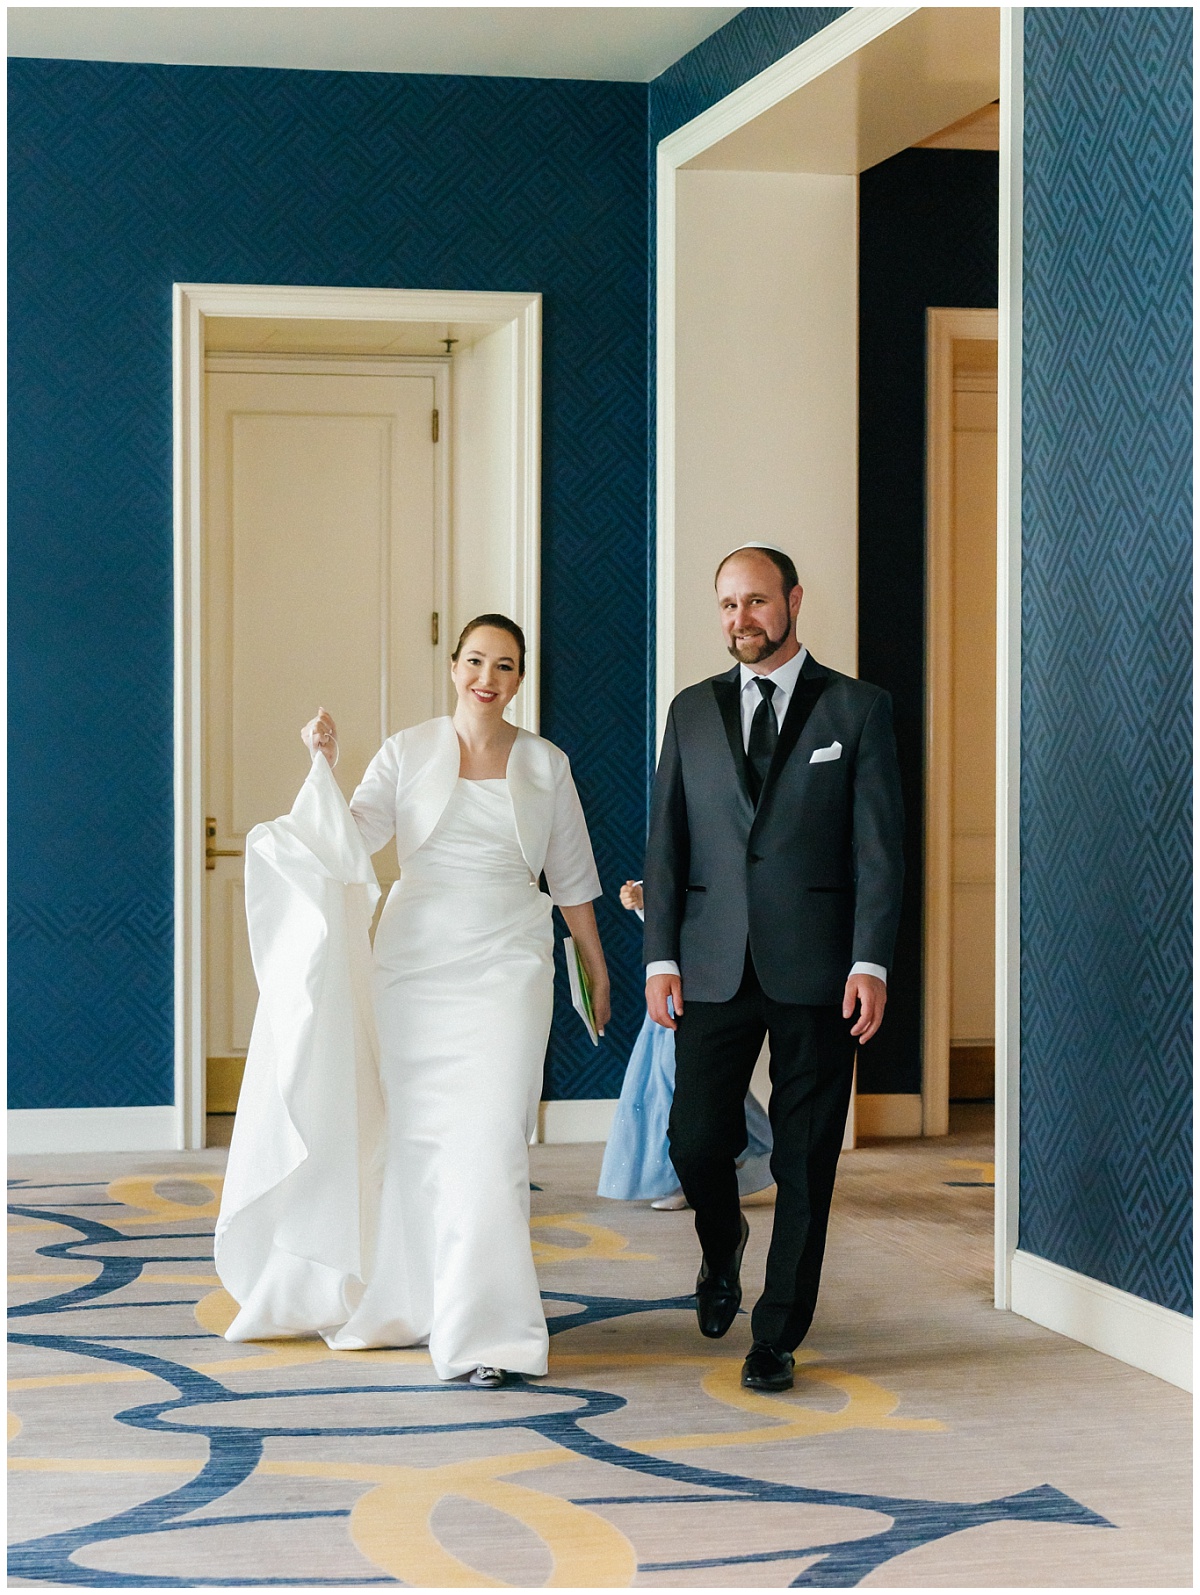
[214,614,610,1387]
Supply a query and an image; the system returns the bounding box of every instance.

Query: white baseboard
[1011,1248,1192,1392]
[8,1106,179,1155]
[855,1093,922,1138]
[537,1098,617,1144]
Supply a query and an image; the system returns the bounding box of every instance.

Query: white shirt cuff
[648,959,885,984]
[849,961,887,984]
[647,957,880,982]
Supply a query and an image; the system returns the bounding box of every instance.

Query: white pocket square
[809,740,842,764]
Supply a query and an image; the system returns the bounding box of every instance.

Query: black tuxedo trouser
[667,949,856,1351]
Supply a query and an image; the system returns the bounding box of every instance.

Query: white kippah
[722,540,791,560]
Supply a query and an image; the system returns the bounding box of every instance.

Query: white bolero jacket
[349,716,602,906]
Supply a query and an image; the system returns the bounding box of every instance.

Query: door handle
[206,817,244,870]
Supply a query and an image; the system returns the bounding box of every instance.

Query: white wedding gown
[215,727,599,1382]
[328,776,554,1375]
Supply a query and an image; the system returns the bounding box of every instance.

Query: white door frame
[654,8,1022,1308]
[174,283,542,1150]
[994,10,1023,1310]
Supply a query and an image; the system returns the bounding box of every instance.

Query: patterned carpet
[8,1109,1192,1587]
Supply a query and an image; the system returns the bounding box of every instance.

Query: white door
[203,362,444,1113]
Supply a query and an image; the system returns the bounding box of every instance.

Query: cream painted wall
[673,169,858,691]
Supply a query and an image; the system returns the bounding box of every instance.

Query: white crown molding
[1012,1249,1193,1393]
[8,8,744,86]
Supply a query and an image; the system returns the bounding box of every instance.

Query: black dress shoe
[741,1342,795,1391]
[695,1214,749,1339]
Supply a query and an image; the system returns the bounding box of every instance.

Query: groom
[642,543,904,1391]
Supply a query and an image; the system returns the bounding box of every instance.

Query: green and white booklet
[563,936,600,1046]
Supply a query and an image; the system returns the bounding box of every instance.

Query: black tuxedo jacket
[642,653,904,1005]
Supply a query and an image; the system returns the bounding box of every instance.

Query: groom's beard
[728,623,789,666]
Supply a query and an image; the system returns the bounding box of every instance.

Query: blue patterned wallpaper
[8,59,649,1107]
[1020,8,1192,1314]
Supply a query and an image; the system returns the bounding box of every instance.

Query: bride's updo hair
[451,613,527,678]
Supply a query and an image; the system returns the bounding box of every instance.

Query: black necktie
[746,678,779,803]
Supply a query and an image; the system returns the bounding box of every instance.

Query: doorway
[656,7,1019,1303]
[202,352,447,1123]
[174,284,543,1148]
[923,310,999,1136]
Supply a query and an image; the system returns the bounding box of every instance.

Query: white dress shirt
[737,646,808,748]
[647,643,887,987]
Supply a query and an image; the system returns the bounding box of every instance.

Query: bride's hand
[301,707,338,766]
[589,974,612,1036]
[558,901,610,1035]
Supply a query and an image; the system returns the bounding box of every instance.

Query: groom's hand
[646,973,683,1030]
[843,973,886,1042]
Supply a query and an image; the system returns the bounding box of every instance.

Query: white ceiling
[6,6,744,83]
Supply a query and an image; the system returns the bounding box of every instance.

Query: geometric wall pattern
[7,898,175,1109]
[8,58,650,1106]
[1020,8,1192,1314]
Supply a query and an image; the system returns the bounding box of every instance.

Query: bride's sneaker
[469,1365,508,1388]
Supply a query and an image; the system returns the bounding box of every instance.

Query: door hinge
[431,408,440,443]
[431,612,440,646]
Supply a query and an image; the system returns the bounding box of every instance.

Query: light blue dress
[598,1010,774,1201]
